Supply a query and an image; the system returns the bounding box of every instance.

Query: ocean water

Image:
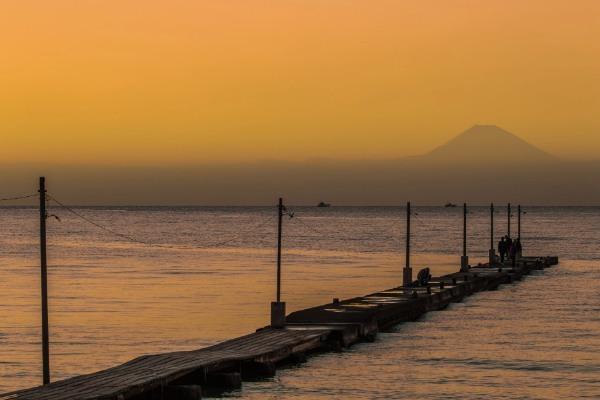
[0,204,598,398]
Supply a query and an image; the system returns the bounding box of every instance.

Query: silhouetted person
[516,237,522,259]
[509,241,518,267]
[498,237,507,264]
[505,235,513,250]
[416,267,432,286]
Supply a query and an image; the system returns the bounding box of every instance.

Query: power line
[46,194,276,250]
[0,194,38,202]
[291,215,328,237]
[411,210,429,227]
[377,218,402,235]
[47,195,161,248]
[289,213,403,242]
[205,215,276,248]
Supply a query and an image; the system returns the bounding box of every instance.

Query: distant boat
[445,202,457,207]
[317,202,331,207]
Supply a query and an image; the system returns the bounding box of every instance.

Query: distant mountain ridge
[421,125,557,164]
[2,125,597,206]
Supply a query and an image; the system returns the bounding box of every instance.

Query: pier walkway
[0,256,558,400]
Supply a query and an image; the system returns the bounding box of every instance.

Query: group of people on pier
[408,237,523,288]
[498,235,522,266]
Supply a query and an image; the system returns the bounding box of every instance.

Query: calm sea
[0,205,598,398]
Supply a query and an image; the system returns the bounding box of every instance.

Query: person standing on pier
[505,235,513,250]
[498,237,507,264]
[516,238,522,259]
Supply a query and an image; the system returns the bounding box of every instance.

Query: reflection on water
[228,260,600,399]
[0,206,599,397]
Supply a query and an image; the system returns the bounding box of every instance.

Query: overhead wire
[204,214,276,248]
[290,215,329,237]
[47,194,162,248]
[43,195,448,255]
[0,194,38,202]
[285,206,405,242]
[46,194,276,250]
[374,217,402,236]
[411,209,428,227]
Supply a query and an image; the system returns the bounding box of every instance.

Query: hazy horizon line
[1,203,598,208]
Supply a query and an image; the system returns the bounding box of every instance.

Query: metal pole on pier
[402,202,412,286]
[507,202,511,238]
[39,177,50,384]
[489,203,495,264]
[461,203,469,271]
[518,205,521,239]
[271,197,286,328]
[276,198,283,303]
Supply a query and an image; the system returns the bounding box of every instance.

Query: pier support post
[461,256,469,272]
[489,203,496,265]
[39,177,50,385]
[271,301,286,328]
[165,385,202,400]
[460,203,469,271]
[242,361,276,380]
[402,202,412,287]
[206,372,242,389]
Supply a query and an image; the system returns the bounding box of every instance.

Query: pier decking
[1,256,558,400]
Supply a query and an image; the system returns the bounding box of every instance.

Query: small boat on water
[445,202,457,207]
[317,202,331,207]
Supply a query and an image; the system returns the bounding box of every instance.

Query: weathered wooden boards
[0,329,334,400]
[1,256,557,400]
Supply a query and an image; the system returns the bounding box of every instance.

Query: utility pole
[489,203,495,265]
[276,198,283,303]
[402,202,412,286]
[507,202,511,238]
[271,198,286,328]
[461,203,469,271]
[518,205,521,239]
[39,177,50,384]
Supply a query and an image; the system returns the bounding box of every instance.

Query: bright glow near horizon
[1,0,598,165]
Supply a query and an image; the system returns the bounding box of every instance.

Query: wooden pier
[0,256,558,400]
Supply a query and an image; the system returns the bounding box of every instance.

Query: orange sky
[1,0,598,165]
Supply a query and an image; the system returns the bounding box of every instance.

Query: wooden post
[507,202,511,237]
[39,177,50,384]
[271,198,286,327]
[402,202,412,286]
[489,203,495,264]
[461,203,469,271]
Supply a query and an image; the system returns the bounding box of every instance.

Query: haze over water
[0,205,598,398]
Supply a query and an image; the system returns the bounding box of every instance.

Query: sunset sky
[1,0,598,165]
